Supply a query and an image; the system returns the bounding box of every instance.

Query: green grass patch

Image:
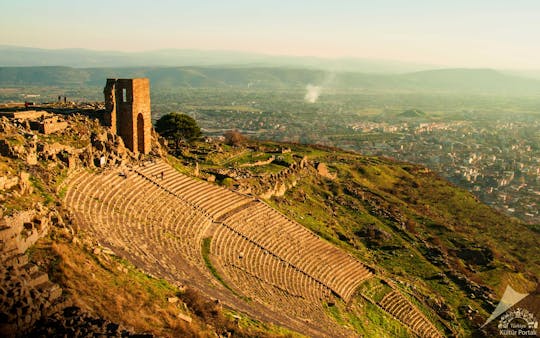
[30,176,55,205]
[324,297,410,337]
[201,237,249,301]
[225,309,305,337]
[201,237,226,287]
[358,278,393,303]
[167,155,193,175]
[363,300,410,337]
[111,255,176,301]
[57,184,68,199]
[324,302,345,325]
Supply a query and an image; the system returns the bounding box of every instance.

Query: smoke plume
[304,84,322,103]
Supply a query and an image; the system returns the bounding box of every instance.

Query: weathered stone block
[28,271,49,287]
[40,120,68,134]
[178,312,192,323]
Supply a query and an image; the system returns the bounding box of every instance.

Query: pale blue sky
[1,0,539,68]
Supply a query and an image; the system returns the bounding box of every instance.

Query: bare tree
[223,129,246,146]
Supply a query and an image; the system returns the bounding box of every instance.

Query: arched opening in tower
[137,113,145,153]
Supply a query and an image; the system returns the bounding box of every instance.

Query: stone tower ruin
[103,78,151,154]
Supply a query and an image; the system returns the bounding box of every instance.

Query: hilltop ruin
[103,78,152,154]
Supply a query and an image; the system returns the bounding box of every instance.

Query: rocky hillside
[0,106,538,337]
[177,140,540,337]
[0,110,293,337]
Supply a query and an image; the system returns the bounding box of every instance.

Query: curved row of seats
[219,202,372,301]
[210,223,333,323]
[378,290,442,338]
[64,167,214,280]
[132,160,372,302]
[63,165,342,330]
[133,161,253,219]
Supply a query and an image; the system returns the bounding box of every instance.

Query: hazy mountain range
[0,45,446,73]
[1,46,540,95]
[1,65,540,95]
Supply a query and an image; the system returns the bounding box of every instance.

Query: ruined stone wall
[258,156,310,199]
[103,78,151,154]
[39,119,68,134]
[103,79,117,133]
[131,78,151,154]
[115,79,135,151]
[0,111,49,120]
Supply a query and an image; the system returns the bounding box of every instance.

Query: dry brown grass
[51,241,203,337]
[46,239,295,338]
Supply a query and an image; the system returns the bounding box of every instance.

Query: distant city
[348,119,540,223]
[147,85,539,225]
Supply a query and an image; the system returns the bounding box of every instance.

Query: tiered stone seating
[378,290,442,338]
[133,161,253,219]
[219,202,373,302]
[210,224,331,321]
[132,160,372,302]
[64,167,214,280]
[63,160,441,336]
